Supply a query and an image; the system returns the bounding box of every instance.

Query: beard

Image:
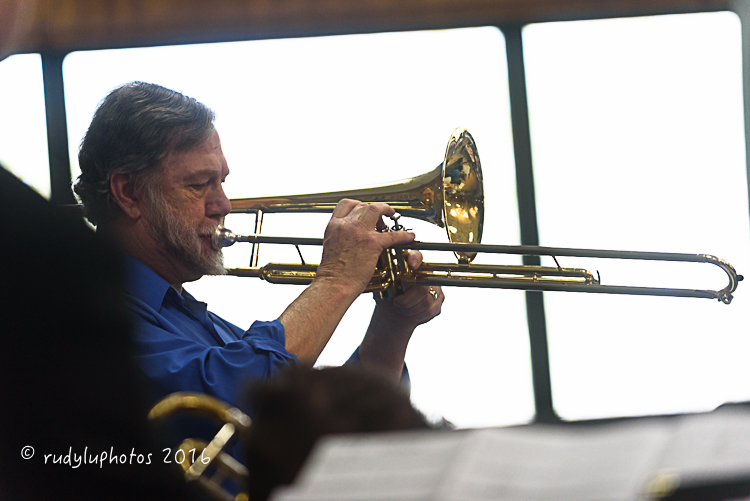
[145,194,227,278]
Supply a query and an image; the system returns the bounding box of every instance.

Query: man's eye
[190,183,208,189]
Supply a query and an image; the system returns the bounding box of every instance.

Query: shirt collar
[122,254,176,310]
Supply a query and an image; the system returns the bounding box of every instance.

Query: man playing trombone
[73,81,444,407]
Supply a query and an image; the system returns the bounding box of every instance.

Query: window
[62,27,533,428]
[524,12,750,420]
[0,54,50,198]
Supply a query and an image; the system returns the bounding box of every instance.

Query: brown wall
[8,0,732,54]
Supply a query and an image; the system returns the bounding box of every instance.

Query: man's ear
[109,171,143,220]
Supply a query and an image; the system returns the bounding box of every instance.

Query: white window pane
[63,28,533,428]
[524,12,750,420]
[0,54,50,198]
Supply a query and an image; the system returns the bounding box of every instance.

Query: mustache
[198,224,221,239]
[198,218,224,239]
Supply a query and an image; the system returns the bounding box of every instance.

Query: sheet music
[271,407,750,501]
[651,406,750,479]
[437,425,669,501]
[273,430,466,501]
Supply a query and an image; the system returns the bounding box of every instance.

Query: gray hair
[74,82,216,225]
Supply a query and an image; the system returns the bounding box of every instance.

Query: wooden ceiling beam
[6,0,733,55]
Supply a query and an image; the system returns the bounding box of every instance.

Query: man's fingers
[377,227,415,248]
[331,198,362,218]
[404,249,423,270]
[393,285,443,310]
[346,201,396,227]
[392,287,425,309]
[393,291,443,322]
[332,200,408,238]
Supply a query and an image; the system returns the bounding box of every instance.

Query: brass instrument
[230,127,483,265]
[149,392,251,501]
[216,128,741,304]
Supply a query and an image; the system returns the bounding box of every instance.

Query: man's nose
[209,186,232,220]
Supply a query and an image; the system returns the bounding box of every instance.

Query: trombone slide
[217,231,741,304]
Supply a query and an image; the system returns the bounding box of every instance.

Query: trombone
[149,392,251,501]
[216,128,742,304]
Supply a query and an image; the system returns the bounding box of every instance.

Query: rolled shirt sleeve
[133,317,298,406]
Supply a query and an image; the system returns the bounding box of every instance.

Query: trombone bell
[149,392,251,501]
[230,128,484,263]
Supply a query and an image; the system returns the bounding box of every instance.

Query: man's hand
[280,199,416,366]
[315,199,416,296]
[377,250,444,330]
[358,249,444,383]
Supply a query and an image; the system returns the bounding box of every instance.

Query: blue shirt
[124,256,299,407]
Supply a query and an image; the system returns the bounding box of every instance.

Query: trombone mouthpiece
[213,226,238,250]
